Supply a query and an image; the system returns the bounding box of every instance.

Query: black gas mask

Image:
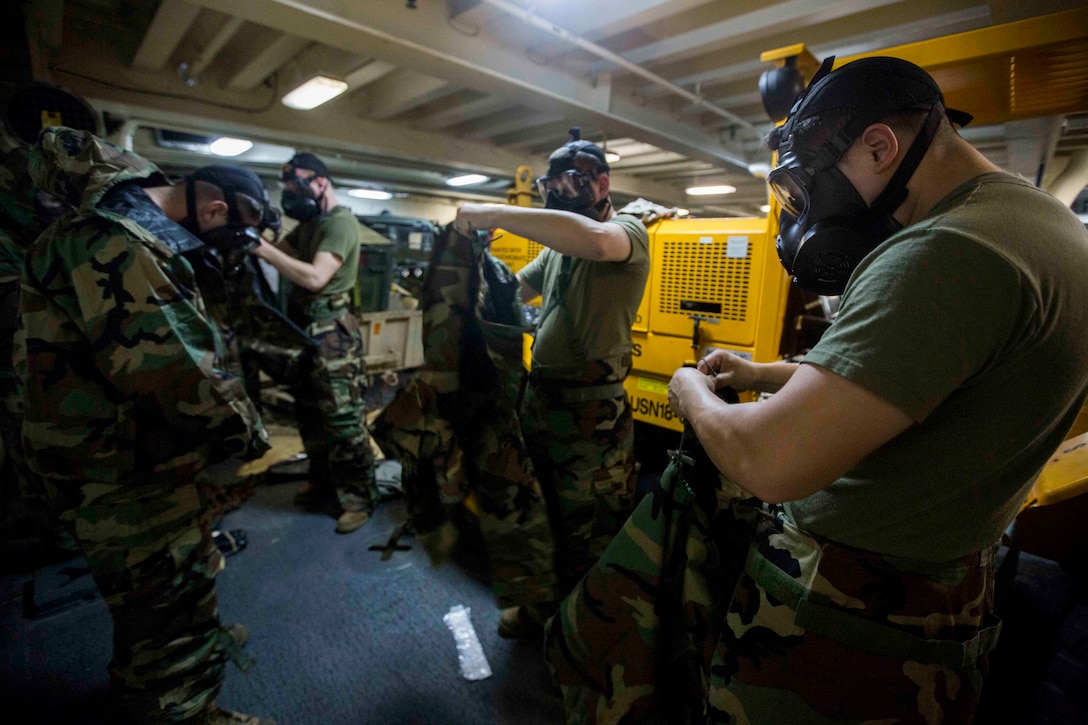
[280,166,323,222]
[180,167,282,276]
[767,56,972,295]
[536,127,611,220]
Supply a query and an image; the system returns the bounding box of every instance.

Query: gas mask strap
[182,177,200,235]
[870,103,944,218]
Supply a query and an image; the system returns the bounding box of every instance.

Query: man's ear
[313,176,329,195]
[596,172,611,200]
[859,123,900,174]
[200,199,229,229]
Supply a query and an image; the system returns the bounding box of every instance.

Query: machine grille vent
[658,239,750,321]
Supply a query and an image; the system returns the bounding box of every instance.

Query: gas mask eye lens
[535,169,590,201]
[768,168,809,218]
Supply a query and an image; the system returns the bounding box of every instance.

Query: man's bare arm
[668,363,913,503]
[454,203,631,262]
[252,241,342,293]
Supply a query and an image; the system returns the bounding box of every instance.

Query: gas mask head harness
[280,151,330,222]
[183,164,281,271]
[536,127,610,219]
[767,56,972,295]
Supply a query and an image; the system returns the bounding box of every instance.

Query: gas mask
[767,56,972,295]
[770,149,904,295]
[180,172,282,276]
[537,168,597,214]
[280,168,323,222]
[536,127,610,220]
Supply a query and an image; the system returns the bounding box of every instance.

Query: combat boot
[497,604,548,639]
[335,510,370,534]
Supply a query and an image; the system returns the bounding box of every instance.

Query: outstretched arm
[454,203,632,262]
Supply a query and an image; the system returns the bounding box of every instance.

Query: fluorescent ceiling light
[686,184,737,196]
[348,188,394,200]
[605,152,621,163]
[676,208,690,216]
[281,76,349,110]
[760,204,771,213]
[446,173,489,187]
[209,137,253,157]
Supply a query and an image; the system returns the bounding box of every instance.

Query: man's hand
[698,350,758,392]
[453,203,503,236]
[668,366,717,419]
[617,198,680,226]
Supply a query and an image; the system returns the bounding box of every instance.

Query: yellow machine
[494,171,796,432]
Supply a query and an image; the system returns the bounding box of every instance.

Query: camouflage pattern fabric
[522,358,637,595]
[544,419,1001,725]
[0,144,71,546]
[18,127,267,722]
[70,481,251,722]
[290,304,377,514]
[543,427,753,724]
[374,225,558,609]
[707,507,1001,724]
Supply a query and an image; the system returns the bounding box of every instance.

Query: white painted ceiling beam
[534,0,717,42]
[413,94,511,132]
[637,2,989,97]
[182,0,755,172]
[492,122,581,150]
[594,0,904,71]
[226,33,311,91]
[461,110,565,141]
[132,0,200,71]
[186,15,245,79]
[362,69,452,120]
[345,59,398,89]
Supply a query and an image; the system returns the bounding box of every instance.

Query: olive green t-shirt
[285,205,361,312]
[520,214,649,380]
[789,173,1088,562]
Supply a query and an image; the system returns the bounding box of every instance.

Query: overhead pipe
[477,0,760,144]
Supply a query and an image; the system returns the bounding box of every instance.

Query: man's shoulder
[28,213,156,269]
[318,206,362,240]
[610,213,649,240]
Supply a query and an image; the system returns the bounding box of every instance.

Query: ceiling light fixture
[685,184,737,196]
[605,152,621,163]
[281,76,349,110]
[348,188,394,200]
[760,204,771,213]
[208,137,253,157]
[676,208,690,216]
[446,173,489,187]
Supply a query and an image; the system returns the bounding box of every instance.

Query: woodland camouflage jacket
[17,127,267,490]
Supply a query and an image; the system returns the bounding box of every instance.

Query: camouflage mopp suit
[17,128,269,722]
[374,226,558,609]
[545,426,1003,724]
[0,145,76,542]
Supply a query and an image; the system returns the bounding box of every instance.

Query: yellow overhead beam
[838,7,1088,126]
